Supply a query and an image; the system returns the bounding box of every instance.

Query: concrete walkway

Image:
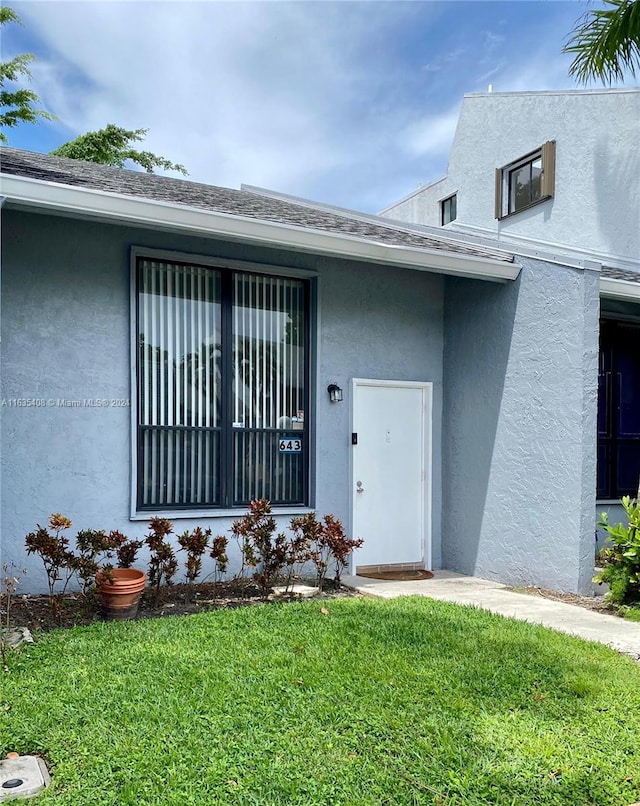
[342,570,640,661]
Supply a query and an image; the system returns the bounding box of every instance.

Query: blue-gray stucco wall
[442,257,600,593]
[1,209,444,592]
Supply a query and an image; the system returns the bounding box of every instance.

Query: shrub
[232,500,289,597]
[210,535,229,586]
[284,514,316,590]
[73,529,110,595]
[595,495,640,605]
[291,512,362,588]
[177,526,212,585]
[321,514,363,584]
[1,563,27,670]
[146,517,178,602]
[73,529,142,594]
[25,514,75,616]
[115,534,143,569]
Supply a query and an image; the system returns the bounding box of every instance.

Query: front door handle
[356,480,364,493]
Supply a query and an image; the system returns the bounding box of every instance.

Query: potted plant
[75,529,145,620]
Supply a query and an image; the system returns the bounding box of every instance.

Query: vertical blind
[139,259,222,508]
[232,273,306,505]
[137,258,307,509]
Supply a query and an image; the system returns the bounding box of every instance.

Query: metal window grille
[137,258,308,509]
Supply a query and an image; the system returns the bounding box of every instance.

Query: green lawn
[2,597,639,805]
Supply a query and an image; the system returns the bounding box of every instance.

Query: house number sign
[279,437,302,453]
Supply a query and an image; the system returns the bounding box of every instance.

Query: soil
[510,585,619,614]
[3,580,632,634]
[2,579,359,633]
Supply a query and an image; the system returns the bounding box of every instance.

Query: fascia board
[448,221,639,273]
[600,277,640,301]
[1,174,520,283]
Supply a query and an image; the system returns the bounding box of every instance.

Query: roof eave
[1,174,520,283]
[600,276,640,301]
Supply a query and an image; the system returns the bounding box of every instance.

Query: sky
[2,0,634,213]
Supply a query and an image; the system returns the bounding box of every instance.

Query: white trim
[465,88,639,99]
[2,174,519,282]
[129,251,138,519]
[600,277,640,301]
[447,220,640,273]
[130,507,315,521]
[349,378,432,573]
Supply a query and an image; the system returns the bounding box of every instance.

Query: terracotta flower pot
[96,568,146,621]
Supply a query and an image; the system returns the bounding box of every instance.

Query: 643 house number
[279,437,302,453]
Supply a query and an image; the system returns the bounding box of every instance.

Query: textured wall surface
[381,177,455,229]
[1,210,444,592]
[384,89,640,266]
[442,256,599,593]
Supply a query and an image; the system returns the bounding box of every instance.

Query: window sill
[497,195,552,221]
[130,506,315,521]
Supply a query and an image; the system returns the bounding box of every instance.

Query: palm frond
[563,0,640,84]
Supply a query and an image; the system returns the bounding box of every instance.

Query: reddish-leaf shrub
[73,529,142,593]
[25,514,75,615]
[231,500,289,597]
[146,517,178,601]
[177,526,212,585]
[291,512,362,588]
[210,535,229,585]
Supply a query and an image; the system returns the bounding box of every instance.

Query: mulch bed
[4,579,631,633]
[3,579,359,632]
[512,586,617,614]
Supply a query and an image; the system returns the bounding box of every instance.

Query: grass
[2,597,639,806]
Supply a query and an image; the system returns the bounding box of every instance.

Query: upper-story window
[495,141,555,220]
[440,193,457,225]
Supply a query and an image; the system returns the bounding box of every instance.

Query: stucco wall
[380,176,454,229]
[1,209,444,592]
[384,89,640,266]
[442,256,599,593]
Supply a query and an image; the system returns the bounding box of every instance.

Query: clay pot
[96,568,146,621]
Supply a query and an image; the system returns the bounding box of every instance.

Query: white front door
[351,379,431,571]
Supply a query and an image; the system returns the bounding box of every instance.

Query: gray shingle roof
[602,266,640,284]
[0,146,513,263]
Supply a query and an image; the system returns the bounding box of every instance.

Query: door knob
[356,480,364,493]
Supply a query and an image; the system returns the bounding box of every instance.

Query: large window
[598,319,640,499]
[495,141,555,219]
[137,256,309,510]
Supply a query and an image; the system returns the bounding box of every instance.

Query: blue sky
[3,1,634,212]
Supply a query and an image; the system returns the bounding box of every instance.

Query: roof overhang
[600,277,640,301]
[1,174,520,283]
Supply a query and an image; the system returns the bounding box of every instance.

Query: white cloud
[399,105,461,158]
[7,1,636,214]
[14,1,426,201]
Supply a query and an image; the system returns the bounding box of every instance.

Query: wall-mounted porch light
[327,383,343,403]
